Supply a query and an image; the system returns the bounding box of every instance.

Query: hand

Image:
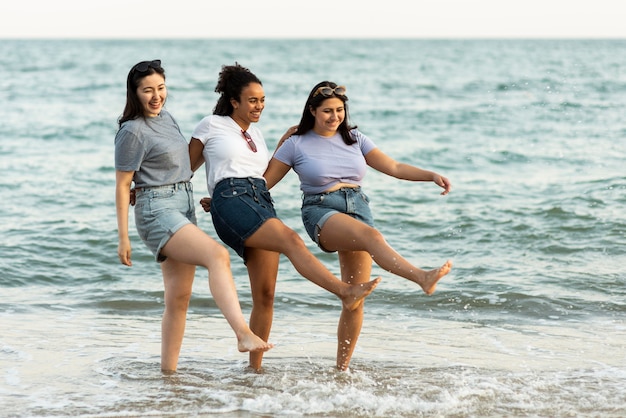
[129,188,136,206]
[278,125,298,144]
[434,174,451,195]
[118,238,132,266]
[200,197,212,212]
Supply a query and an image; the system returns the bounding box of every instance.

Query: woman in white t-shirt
[265,81,453,371]
[189,64,381,371]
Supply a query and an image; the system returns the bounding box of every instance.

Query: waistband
[215,177,267,189]
[136,181,193,193]
[306,186,361,197]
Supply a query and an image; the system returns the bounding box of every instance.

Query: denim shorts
[134,181,196,262]
[210,177,277,260]
[301,186,374,252]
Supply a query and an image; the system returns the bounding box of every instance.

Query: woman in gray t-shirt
[114,60,272,373]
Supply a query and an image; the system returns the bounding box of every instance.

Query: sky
[1,0,624,39]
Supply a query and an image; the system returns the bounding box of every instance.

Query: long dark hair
[295,81,357,145]
[213,62,262,116]
[118,60,166,127]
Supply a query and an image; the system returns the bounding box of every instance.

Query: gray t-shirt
[114,110,193,188]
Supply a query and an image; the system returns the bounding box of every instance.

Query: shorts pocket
[219,186,248,198]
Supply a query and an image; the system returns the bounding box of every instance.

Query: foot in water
[341,277,382,311]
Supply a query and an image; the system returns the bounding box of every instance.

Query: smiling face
[230,82,265,129]
[137,72,166,117]
[311,97,345,137]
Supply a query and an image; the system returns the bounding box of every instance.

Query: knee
[166,290,192,312]
[253,285,275,309]
[282,228,307,249]
[364,227,385,245]
[209,244,231,268]
[215,244,230,262]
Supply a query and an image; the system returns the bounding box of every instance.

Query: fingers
[119,254,132,266]
[199,197,212,212]
[118,246,132,266]
[436,176,451,195]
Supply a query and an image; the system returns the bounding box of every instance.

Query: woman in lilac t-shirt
[265,81,453,371]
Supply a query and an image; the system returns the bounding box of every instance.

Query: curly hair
[213,62,263,116]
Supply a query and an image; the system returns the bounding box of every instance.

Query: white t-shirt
[191,115,270,196]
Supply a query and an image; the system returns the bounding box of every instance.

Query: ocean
[0,39,624,417]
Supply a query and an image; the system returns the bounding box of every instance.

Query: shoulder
[351,128,375,144]
[285,133,303,143]
[196,114,231,130]
[116,118,144,139]
[193,115,218,138]
[281,133,307,151]
[349,128,365,140]
[274,134,300,160]
[119,117,143,131]
[195,114,213,127]
[115,121,143,147]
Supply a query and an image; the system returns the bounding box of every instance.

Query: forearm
[115,170,134,239]
[115,186,131,239]
[397,163,437,182]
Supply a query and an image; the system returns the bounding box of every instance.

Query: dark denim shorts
[210,177,277,260]
[301,186,374,253]
[134,181,196,262]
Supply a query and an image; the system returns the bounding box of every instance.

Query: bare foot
[341,277,382,311]
[237,331,274,353]
[420,260,452,295]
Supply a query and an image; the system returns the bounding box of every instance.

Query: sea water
[0,39,624,417]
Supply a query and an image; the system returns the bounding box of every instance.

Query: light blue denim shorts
[301,186,374,253]
[133,181,196,262]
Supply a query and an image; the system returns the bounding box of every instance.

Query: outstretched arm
[365,148,451,195]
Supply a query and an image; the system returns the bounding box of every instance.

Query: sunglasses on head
[313,85,347,97]
[132,59,162,73]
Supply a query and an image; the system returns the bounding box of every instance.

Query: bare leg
[161,224,272,362]
[160,257,195,373]
[319,214,452,295]
[336,250,372,371]
[244,218,381,311]
[244,247,279,371]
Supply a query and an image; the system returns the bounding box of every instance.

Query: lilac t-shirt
[273,129,377,194]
